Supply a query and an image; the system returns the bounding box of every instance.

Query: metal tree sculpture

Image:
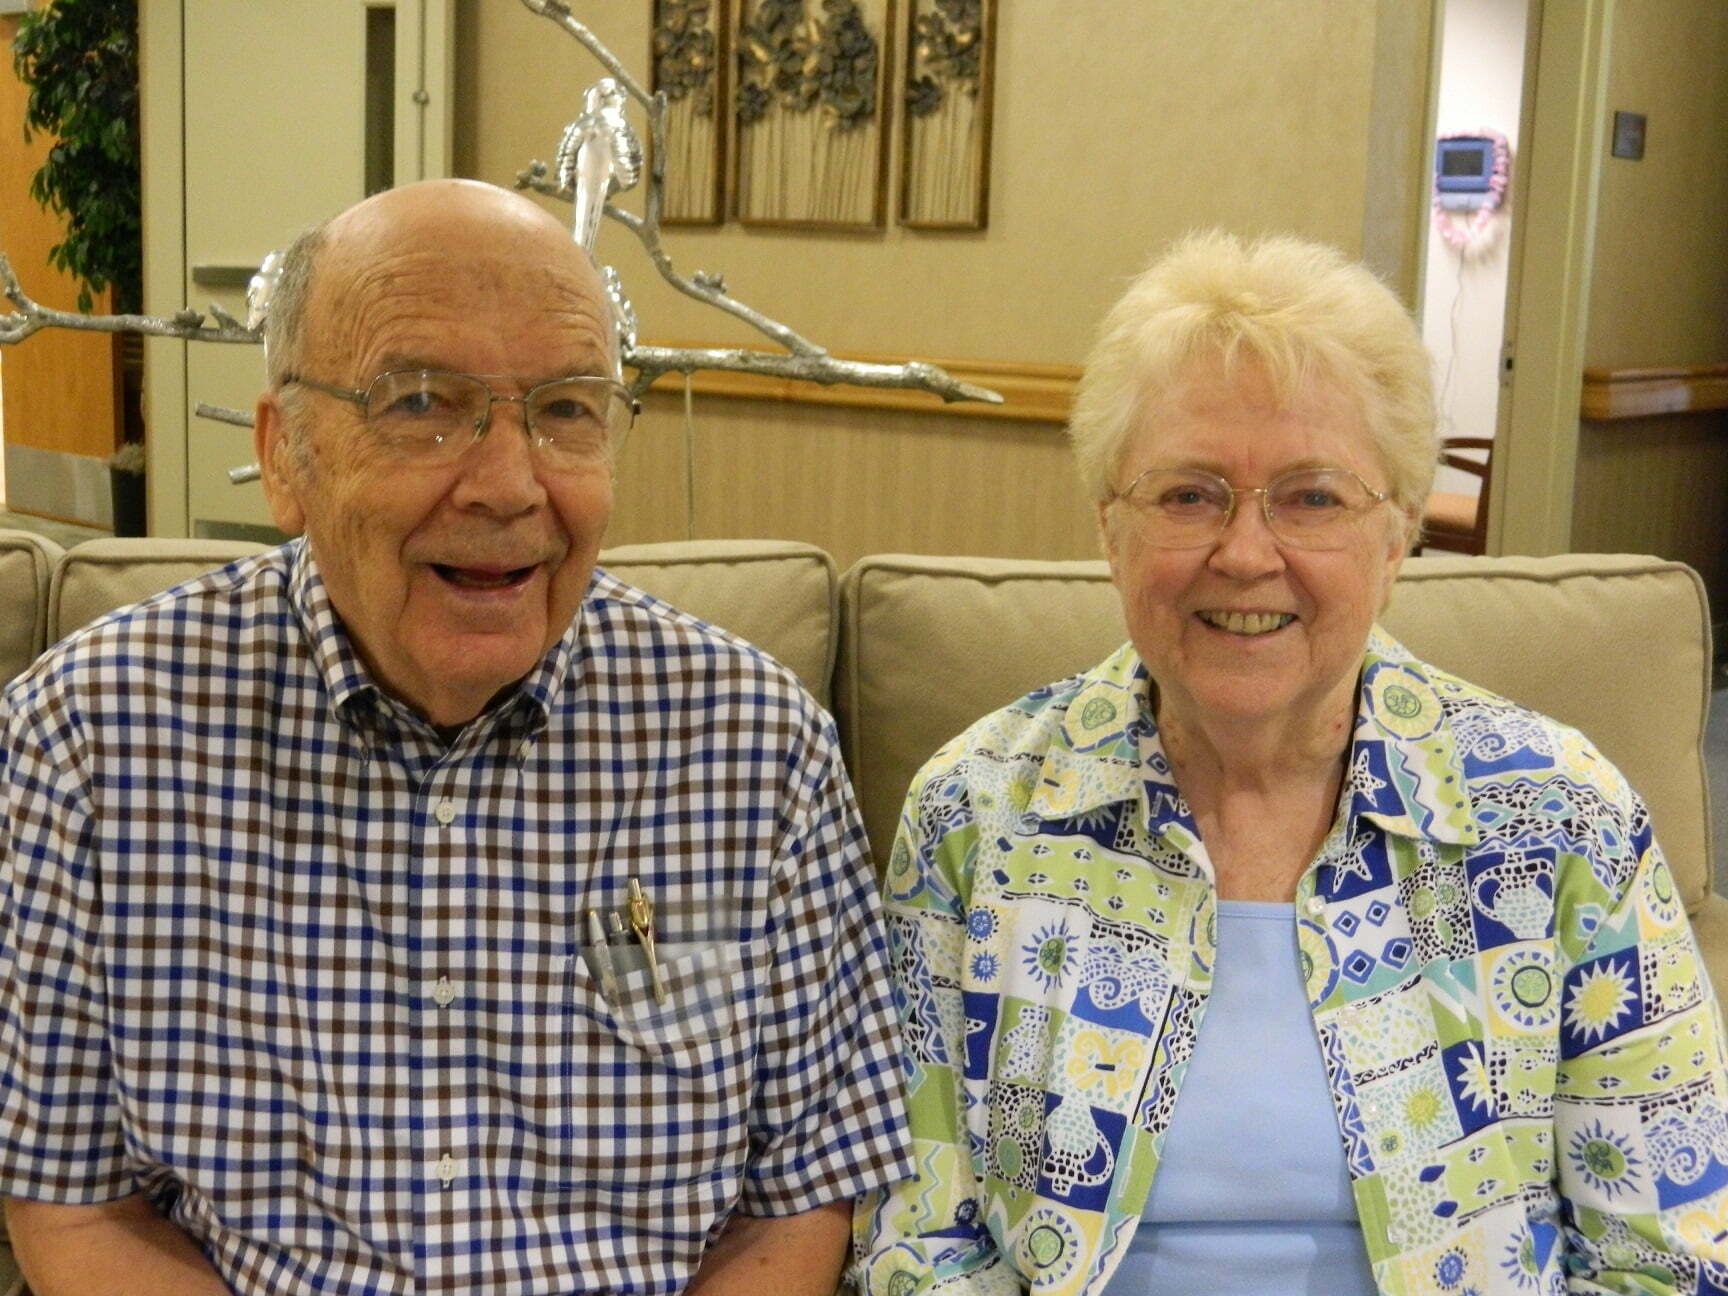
[0,0,1001,481]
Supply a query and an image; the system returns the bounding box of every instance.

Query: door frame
[1487,0,1613,555]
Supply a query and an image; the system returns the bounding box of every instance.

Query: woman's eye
[1160,486,1221,509]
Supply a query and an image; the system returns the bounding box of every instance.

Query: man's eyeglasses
[1106,466,1391,551]
[284,370,637,467]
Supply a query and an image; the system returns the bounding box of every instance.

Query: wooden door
[0,12,121,527]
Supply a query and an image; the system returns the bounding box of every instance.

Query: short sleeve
[1554,770,1728,1292]
[737,707,913,1215]
[0,674,133,1204]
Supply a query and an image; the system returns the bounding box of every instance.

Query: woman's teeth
[1199,610,1295,635]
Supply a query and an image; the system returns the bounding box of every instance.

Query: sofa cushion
[47,538,272,645]
[0,530,63,687]
[837,552,1713,913]
[837,555,1123,866]
[599,540,838,706]
[41,537,838,708]
[1380,554,1712,911]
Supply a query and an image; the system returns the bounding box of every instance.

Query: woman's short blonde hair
[1067,231,1437,516]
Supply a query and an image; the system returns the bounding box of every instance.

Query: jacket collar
[1026,630,1478,848]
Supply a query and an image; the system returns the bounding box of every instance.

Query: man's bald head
[264,180,612,389]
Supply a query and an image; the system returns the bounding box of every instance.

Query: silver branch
[0,0,1001,474]
[0,253,260,346]
[514,0,1001,405]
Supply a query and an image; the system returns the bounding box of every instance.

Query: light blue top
[1102,901,1378,1295]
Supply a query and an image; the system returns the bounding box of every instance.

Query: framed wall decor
[732,0,895,230]
[652,0,729,224]
[898,0,995,229]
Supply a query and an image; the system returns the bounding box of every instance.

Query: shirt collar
[1349,628,1478,846]
[1025,630,1478,847]
[286,537,574,739]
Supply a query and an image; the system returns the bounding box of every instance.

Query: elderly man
[0,180,910,1294]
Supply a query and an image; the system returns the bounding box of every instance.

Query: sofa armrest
[0,530,64,687]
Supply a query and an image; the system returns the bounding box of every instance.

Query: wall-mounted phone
[1433,129,1511,256]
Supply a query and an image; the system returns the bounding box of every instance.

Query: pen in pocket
[586,908,621,1001]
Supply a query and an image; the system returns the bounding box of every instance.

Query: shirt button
[1304,895,1326,918]
[436,1154,459,1187]
[433,799,457,826]
[432,976,457,1008]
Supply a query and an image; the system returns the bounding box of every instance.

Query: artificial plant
[13,0,141,315]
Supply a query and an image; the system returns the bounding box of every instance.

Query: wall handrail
[1581,363,1728,420]
[643,341,1079,425]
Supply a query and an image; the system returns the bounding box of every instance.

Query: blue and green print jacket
[852,632,1728,1295]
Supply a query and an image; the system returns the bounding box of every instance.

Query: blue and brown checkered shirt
[0,539,911,1293]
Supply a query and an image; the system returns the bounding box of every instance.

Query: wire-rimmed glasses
[1107,466,1391,550]
[285,369,637,467]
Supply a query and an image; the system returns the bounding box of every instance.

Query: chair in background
[1422,436,1494,555]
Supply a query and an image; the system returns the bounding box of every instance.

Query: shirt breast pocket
[557,939,758,1197]
[576,939,752,1053]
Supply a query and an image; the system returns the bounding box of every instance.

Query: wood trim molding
[1581,363,1728,420]
[641,349,1728,429]
[641,342,1080,424]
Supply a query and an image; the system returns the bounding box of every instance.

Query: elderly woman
[853,232,1728,1295]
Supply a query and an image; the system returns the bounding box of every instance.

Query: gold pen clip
[627,876,670,1005]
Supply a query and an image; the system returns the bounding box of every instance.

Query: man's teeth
[438,565,529,589]
[1199,610,1294,635]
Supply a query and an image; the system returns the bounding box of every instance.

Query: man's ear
[255,391,307,536]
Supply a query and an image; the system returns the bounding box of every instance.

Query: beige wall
[1574,414,1728,608]
[1585,0,1728,369]
[1570,0,1728,616]
[455,1,1435,565]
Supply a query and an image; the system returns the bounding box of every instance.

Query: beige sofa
[0,531,1722,1291]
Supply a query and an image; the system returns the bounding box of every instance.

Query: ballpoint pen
[587,908,621,1002]
[627,876,669,1005]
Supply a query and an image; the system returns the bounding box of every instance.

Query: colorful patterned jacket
[852,632,1728,1295]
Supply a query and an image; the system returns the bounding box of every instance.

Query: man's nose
[455,397,546,512]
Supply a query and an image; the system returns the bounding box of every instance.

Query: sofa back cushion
[38,537,839,707]
[0,529,63,687]
[47,538,273,644]
[837,552,1713,911]
[598,540,839,707]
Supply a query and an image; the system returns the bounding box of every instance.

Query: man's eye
[535,398,599,423]
[384,389,449,418]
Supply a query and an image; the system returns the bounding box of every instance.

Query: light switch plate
[1612,111,1647,160]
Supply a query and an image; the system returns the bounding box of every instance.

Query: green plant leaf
[13,0,142,313]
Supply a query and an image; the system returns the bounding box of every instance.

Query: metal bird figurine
[246,251,284,333]
[556,78,643,255]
